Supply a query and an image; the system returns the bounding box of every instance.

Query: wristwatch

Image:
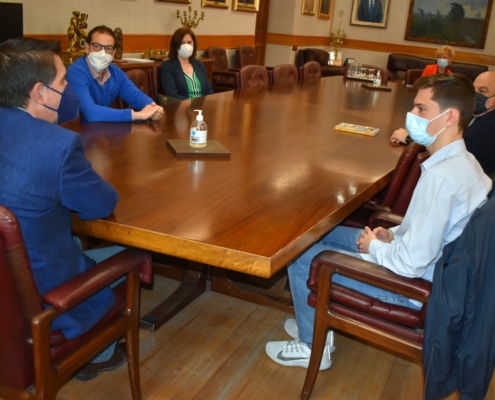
[405,135,413,145]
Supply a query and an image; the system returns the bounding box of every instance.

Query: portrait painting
[350,0,391,28]
[318,0,335,19]
[405,0,493,48]
[302,0,317,15]
[233,0,259,12]
[202,0,229,9]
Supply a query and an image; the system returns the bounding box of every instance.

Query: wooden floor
[58,275,495,400]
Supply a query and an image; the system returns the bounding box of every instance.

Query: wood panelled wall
[27,33,495,67]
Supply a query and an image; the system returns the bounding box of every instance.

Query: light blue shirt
[362,139,492,282]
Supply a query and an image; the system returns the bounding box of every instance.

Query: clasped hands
[132,102,164,121]
[357,226,394,254]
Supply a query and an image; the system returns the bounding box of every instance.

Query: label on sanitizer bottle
[190,129,207,144]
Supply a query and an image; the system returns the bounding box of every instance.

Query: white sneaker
[265,339,332,370]
[284,319,336,354]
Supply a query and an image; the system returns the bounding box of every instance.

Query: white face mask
[87,50,114,72]
[178,43,194,59]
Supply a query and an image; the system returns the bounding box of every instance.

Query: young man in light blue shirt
[266,73,492,370]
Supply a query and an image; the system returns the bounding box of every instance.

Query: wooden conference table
[69,77,417,331]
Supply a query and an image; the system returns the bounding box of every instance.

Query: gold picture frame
[301,0,317,15]
[233,0,259,12]
[317,0,334,19]
[155,0,191,3]
[202,0,229,9]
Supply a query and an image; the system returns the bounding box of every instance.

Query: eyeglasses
[90,42,115,54]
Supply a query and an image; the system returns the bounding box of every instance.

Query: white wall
[8,0,256,35]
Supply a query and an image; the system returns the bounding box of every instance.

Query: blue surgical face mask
[405,108,450,147]
[437,58,449,68]
[43,83,80,124]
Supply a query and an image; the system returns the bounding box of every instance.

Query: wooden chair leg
[126,269,142,400]
[300,265,333,400]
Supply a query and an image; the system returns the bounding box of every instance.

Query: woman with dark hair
[160,28,213,100]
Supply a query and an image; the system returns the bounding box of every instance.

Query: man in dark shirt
[391,71,495,175]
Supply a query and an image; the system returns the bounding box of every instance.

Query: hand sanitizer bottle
[373,71,382,86]
[190,110,207,148]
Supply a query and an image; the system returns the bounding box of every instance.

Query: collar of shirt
[15,107,35,118]
[421,139,466,172]
[85,56,111,86]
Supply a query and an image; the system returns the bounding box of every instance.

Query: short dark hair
[0,38,59,108]
[414,73,475,132]
[87,25,116,45]
[168,28,197,59]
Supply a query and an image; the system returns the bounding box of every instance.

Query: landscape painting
[405,0,493,48]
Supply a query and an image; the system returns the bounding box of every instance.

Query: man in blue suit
[0,38,125,381]
[358,0,383,23]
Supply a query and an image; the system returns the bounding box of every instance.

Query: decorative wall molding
[25,34,255,52]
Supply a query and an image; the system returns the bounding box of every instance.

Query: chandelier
[177,6,205,29]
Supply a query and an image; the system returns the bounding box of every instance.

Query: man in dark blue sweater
[67,25,163,124]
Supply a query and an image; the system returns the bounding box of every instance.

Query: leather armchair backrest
[301,48,329,66]
[206,47,229,72]
[301,61,322,81]
[405,69,423,87]
[126,69,151,98]
[236,45,256,68]
[270,64,299,85]
[237,65,269,89]
[148,66,165,103]
[0,206,42,389]
[391,151,430,216]
[380,143,426,209]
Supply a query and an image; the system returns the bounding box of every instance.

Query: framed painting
[155,0,190,3]
[202,0,229,8]
[233,0,259,12]
[301,0,317,15]
[317,0,335,20]
[350,0,391,28]
[405,0,493,48]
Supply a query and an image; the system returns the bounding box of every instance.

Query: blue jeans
[288,226,420,347]
[83,245,126,363]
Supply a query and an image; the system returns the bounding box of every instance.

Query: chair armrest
[42,248,152,311]
[369,210,404,229]
[309,250,431,302]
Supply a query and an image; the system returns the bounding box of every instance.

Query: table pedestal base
[140,262,207,332]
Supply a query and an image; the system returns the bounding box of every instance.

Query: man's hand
[390,128,408,145]
[149,102,164,121]
[132,103,164,121]
[356,226,377,254]
[373,227,394,243]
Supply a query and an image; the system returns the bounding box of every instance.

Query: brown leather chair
[236,65,270,89]
[300,212,432,400]
[405,69,423,87]
[205,47,238,92]
[118,69,152,109]
[148,65,165,104]
[269,64,299,85]
[297,48,345,77]
[236,45,257,69]
[344,63,391,84]
[0,205,153,400]
[299,61,322,82]
[342,143,429,228]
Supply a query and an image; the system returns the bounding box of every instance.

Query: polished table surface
[71,77,416,279]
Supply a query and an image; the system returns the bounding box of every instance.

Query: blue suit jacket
[0,107,118,340]
[160,58,214,100]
